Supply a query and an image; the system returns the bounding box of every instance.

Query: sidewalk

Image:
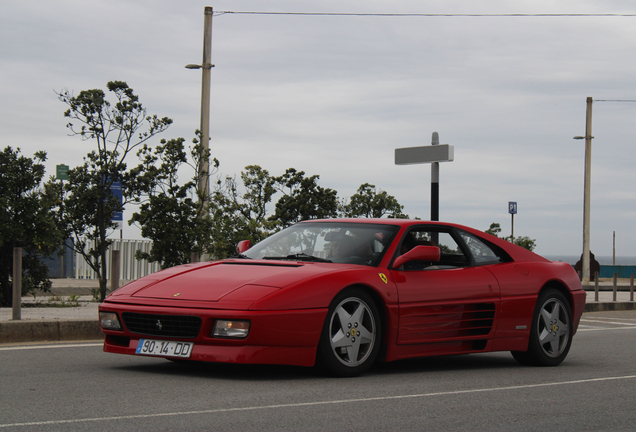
[1,279,635,345]
[0,279,106,344]
[581,279,636,311]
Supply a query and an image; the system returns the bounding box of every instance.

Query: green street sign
[56,164,69,180]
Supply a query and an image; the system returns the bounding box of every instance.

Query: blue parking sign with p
[508,201,517,215]
[111,181,123,222]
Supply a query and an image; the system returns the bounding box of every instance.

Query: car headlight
[212,319,250,339]
[100,312,122,330]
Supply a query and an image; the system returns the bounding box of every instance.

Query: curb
[584,302,636,312]
[0,320,103,344]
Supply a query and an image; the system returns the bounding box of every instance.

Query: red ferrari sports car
[99,219,585,376]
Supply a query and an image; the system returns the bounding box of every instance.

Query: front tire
[512,288,573,366]
[317,289,382,377]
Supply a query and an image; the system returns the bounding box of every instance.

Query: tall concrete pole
[431,132,439,221]
[582,96,593,284]
[199,6,213,206]
[186,7,214,262]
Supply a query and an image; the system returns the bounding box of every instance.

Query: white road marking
[577,325,605,330]
[2,374,636,428]
[578,326,636,332]
[583,316,636,322]
[0,343,102,351]
[582,321,636,326]
[581,318,636,325]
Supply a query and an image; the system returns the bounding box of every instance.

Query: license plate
[136,339,194,358]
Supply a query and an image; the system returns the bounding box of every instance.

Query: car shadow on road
[111,358,319,381]
[109,351,522,381]
[369,352,521,377]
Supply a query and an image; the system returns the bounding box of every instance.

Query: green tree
[511,236,537,251]
[485,222,536,251]
[341,183,408,218]
[130,136,217,268]
[0,147,63,306]
[270,168,338,228]
[209,165,275,258]
[485,222,502,237]
[58,81,172,300]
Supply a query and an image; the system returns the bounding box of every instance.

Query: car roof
[302,218,466,229]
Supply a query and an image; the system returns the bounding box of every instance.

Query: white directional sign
[394,144,454,165]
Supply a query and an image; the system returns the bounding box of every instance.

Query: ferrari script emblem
[378,273,388,284]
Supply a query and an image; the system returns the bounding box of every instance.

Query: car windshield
[242,222,400,266]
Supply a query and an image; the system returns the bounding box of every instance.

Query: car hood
[108,259,343,303]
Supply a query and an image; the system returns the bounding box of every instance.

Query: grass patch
[21,295,82,308]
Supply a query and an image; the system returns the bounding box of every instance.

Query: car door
[389,227,501,347]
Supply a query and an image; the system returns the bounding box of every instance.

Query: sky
[2,0,635,258]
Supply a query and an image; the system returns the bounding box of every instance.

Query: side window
[399,229,468,270]
[459,230,510,265]
[435,232,468,266]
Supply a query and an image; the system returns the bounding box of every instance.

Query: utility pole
[186,6,214,214]
[574,97,636,282]
[573,97,593,283]
[199,6,213,205]
[582,97,593,285]
[186,6,214,262]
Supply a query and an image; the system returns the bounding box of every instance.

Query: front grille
[122,312,202,338]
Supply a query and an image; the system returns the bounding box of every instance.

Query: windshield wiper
[230,253,252,259]
[288,253,333,262]
[262,253,332,263]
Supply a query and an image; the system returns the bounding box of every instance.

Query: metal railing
[74,239,161,280]
[593,272,635,302]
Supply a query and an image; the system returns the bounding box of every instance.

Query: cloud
[2,0,636,257]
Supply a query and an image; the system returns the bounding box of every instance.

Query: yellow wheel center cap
[351,329,357,337]
[552,324,557,332]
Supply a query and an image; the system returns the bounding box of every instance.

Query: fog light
[212,320,250,339]
[100,312,122,330]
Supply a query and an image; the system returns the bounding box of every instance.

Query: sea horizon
[543,255,636,266]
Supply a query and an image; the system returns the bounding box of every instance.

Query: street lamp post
[186,6,215,212]
[186,6,215,262]
[574,96,594,284]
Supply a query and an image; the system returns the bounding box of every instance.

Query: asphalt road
[1,311,635,432]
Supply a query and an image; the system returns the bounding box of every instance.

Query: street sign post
[395,133,454,221]
[110,181,123,231]
[394,143,454,165]
[56,164,69,181]
[509,201,517,241]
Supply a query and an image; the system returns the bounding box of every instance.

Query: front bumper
[99,302,327,367]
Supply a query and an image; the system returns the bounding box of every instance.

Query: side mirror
[236,240,251,254]
[393,245,441,269]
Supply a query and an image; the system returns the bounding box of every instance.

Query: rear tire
[512,288,573,366]
[316,288,382,377]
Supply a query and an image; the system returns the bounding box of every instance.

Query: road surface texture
[1,310,635,431]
